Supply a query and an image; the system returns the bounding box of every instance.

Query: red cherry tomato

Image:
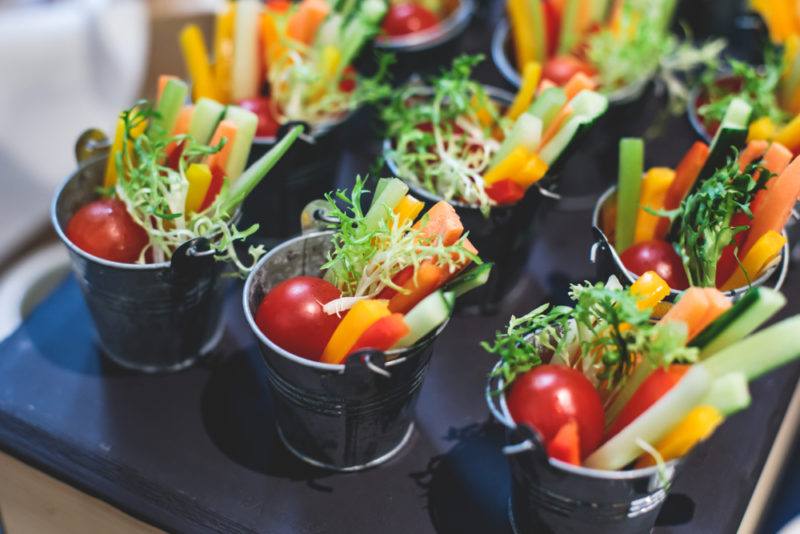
[382,3,440,37]
[620,240,689,290]
[66,198,148,263]
[507,365,605,459]
[607,365,689,438]
[542,55,596,86]
[255,276,343,360]
[486,179,525,205]
[238,97,280,138]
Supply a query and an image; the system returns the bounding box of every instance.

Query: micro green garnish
[485,281,697,395]
[115,103,264,274]
[587,0,723,111]
[320,176,480,313]
[698,48,789,127]
[670,155,770,287]
[381,55,505,215]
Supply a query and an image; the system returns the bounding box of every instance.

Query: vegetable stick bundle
[179,0,388,135]
[484,270,799,470]
[606,98,796,291]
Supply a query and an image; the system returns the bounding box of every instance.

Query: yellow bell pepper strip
[180,24,218,101]
[721,230,787,291]
[747,116,777,142]
[514,153,549,189]
[308,45,342,103]
[505,62,542,121]
[392,195,425,228]
[471,94,498,129]
[630,271,671,310]
[213,2,235,103]
[185,163,213,214]
[321,299,391,364]
[751,0,797,43]
[780,34,800,112]
[507,0,535,68]
[634,167,675,245]
[634,405,723,468]
[103,110,148,189]
[483,146,530,187]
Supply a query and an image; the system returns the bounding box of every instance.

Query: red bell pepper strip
[347,313,410,355]
[486,179,525,205]
[199,164,226,211]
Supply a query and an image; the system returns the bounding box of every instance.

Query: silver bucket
[242,231,447,471]
[51,155,230,372]
[590,185,790,300]
[486,364,680,534]
[383,86,558,313]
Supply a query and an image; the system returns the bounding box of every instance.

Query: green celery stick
[614,138,645,252]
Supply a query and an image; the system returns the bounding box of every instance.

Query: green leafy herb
[381,54,505,215]
[320,176,480,312]
[699,48,789,127]
[670,155,770,287]
[484,281,697,394]
[115,103,264,274]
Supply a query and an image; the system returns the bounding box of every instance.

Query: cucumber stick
[701,372,751,416]
[529,87,567,130]
[585,364,712,470]
[539,90,608,166]
[231,0,261,101]
[221,125,302,213]
[692,98,751,193]
[396,290,454,348]
[223,106,258,180]
[443,263,493,297]
[558,0,582,55]
[491,113,542,166]
[692,287,786,358]
[614,138,645,252]
[189,98,225,145]
[702,315,800,382]
[365,178,408,230]
[151,78,188,140]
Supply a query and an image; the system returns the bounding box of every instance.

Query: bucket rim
[374,0,476,52]
[590,185,789,298]
[490,19,652,105]
[242,230,449,372]
[485,361,677,480]
[251,105,354,145]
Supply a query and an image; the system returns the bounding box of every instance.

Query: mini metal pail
[486,365,680,534]
[590,186,790,300]
[51,156,229,372]
[242,231,448,470]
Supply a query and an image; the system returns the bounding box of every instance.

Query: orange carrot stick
[206,119,238,175]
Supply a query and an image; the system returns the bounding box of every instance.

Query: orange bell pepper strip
[347,313,410,355]
[634,167,674,245]
[629,271,671,310]
[393,194,425,228]
[321,300,391,364]
[655,141,709,238]
[388,261,447,314]
[635,405,723,468]
[721,230,786,291]
[514,153,549,189]
[483,146,530,187]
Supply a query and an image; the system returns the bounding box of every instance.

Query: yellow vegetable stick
[721,230,786,291]
[507,0,536,68]
[747,116,777,142]
[505,62,542,121]
[185,163,213,214]
[633,167,674,245]
[104,111,147,188]
[321,300,391,364]
[262,10,286,68]
[484,146,530,187]
[214,2,235,103]
[635,405,723,468]
[774,112,800,153]
[514,153,549,189]
[393,195,425,228]
[630,271,671,310]
[180,24,218,101]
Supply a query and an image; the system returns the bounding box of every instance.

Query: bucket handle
[301,199,339,233]
[345,349,401,379]
[75,128,111,165]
